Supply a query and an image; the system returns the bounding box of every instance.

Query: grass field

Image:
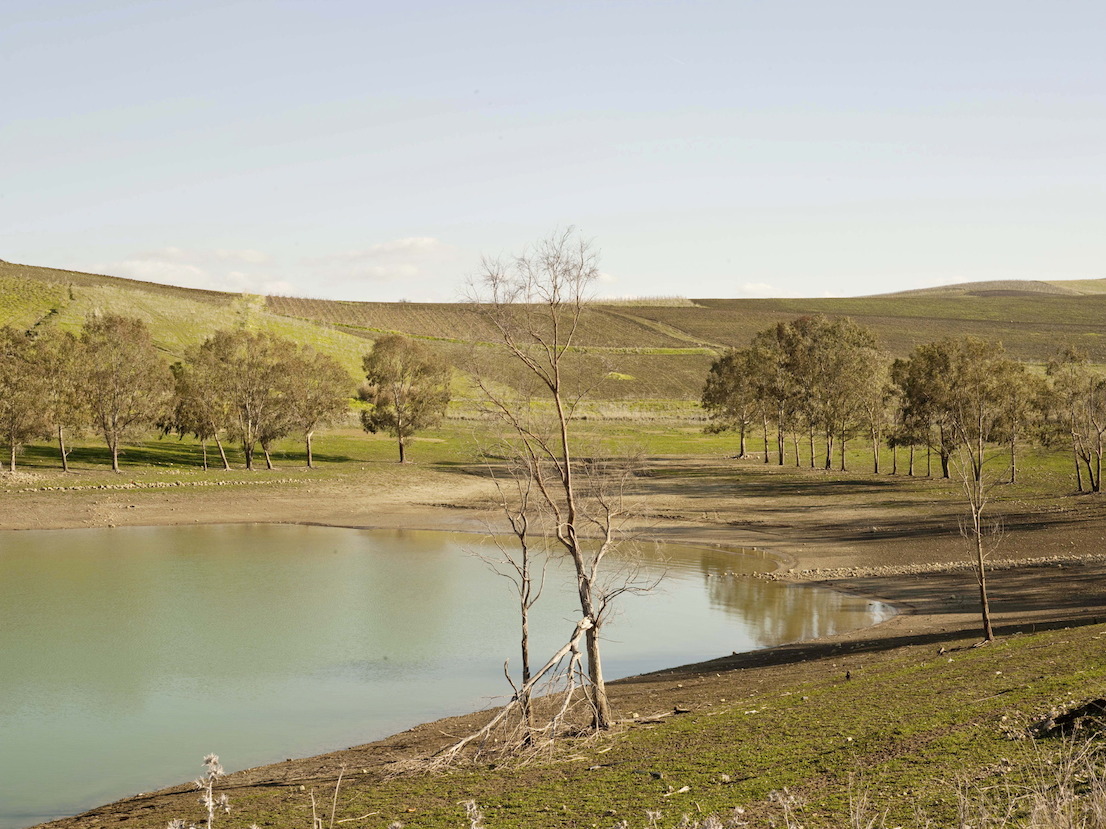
[6,260,1106,406]
[215,623,1105,829]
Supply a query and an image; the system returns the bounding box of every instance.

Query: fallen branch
[429,617,594,767]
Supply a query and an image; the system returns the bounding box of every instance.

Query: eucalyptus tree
[814,317,881,471]
[889,357,930,476]
[34,327,87,471]
[223,330,296,471]
[993,359,1039,485]
[285,346,352,468]
[892,340,959,477]
[166,359,230,470]
[750,323,799,466]
[738,315,882,470]
[80,314,172,472]
[776,315,827,467]
[360,334,451,464]
[1047,347,1106,492]
[701,347,761,457]
[943,337,1019,643]
[857,349,893,474]
[253,335,299,470]
[0,327,51,471]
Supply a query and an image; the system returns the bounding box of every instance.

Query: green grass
[0,275,68,329]
[7,260,1106,403]
[212,624,1106,828]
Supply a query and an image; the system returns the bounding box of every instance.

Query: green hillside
[4,259,1106,402]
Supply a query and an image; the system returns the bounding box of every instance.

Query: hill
[3,260,1106,402]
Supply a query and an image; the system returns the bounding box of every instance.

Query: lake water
[0,524,893,829]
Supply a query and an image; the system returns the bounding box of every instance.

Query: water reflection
[0,525,891,829]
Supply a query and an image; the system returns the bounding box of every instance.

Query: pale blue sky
[2,1,1104,301]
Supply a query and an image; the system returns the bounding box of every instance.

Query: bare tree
[954,445,1002,644]
[470,228,635,731]
[477,449,551,735]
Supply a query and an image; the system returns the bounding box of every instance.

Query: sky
[2,1,1105,302]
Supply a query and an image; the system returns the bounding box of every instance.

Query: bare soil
[18,456,1106,829]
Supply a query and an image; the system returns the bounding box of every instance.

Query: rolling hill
[3,258,1105,403]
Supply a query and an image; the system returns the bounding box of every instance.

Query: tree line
[0,315,454,473]
[702,314,1106,493]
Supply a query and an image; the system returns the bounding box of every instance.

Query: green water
[0,524,892,828]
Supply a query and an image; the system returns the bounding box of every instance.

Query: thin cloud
[313,237,446,265]
[351,264,421,283]
[95,247,287,295]
[308,237,466,292]
[214,249,270,265]
[738,282,804,299]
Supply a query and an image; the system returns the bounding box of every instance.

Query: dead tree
[430,617,593,766]
[477,449,551,735]
[469,228,635,731]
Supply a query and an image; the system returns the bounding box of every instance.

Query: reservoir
[0,524,893,829]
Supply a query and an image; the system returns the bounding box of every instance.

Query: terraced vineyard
[4,258,1106,402]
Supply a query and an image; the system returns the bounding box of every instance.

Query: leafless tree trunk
[761,414,770,464]
[479,453,550,735]
[776,407,786,466]
[957,443,998,643]
[213,430,230,471]
[470,228,644,732]
[58,425,70,473]
[431,617,593,766]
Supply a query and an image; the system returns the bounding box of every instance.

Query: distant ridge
[3,259,1106,396]
[878,278,1106,298]
[0,257,235,302]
